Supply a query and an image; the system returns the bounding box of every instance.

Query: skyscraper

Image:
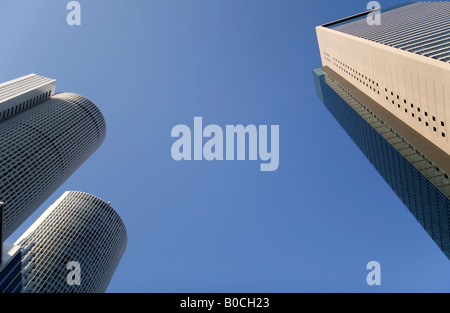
[313,2,450,259]
[0,74,106,239]
[15,191,127,293]
[0,74,126,293]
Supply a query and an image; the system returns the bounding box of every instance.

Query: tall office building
[313,2,450,259]
[15,191,127,293]
[0,74,106,239]
[0,74,125,292]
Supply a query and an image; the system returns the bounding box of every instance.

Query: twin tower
[0,74,127,293]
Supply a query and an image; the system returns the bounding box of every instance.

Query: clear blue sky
[1,0,448,292]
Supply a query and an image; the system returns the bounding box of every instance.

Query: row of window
[0,90,52,121]
[332,57,447,138]
[328,73,450,183]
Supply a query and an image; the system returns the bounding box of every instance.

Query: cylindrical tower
[16,191,127,293]
[0,92,106,239]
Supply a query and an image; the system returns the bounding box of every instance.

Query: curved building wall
[16,191,127,293]
[0,93,106,239]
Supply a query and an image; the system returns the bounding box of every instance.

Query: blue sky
[1,0,448,292]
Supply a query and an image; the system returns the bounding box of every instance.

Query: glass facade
[313,67,450,259]
[0,245,22,293]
